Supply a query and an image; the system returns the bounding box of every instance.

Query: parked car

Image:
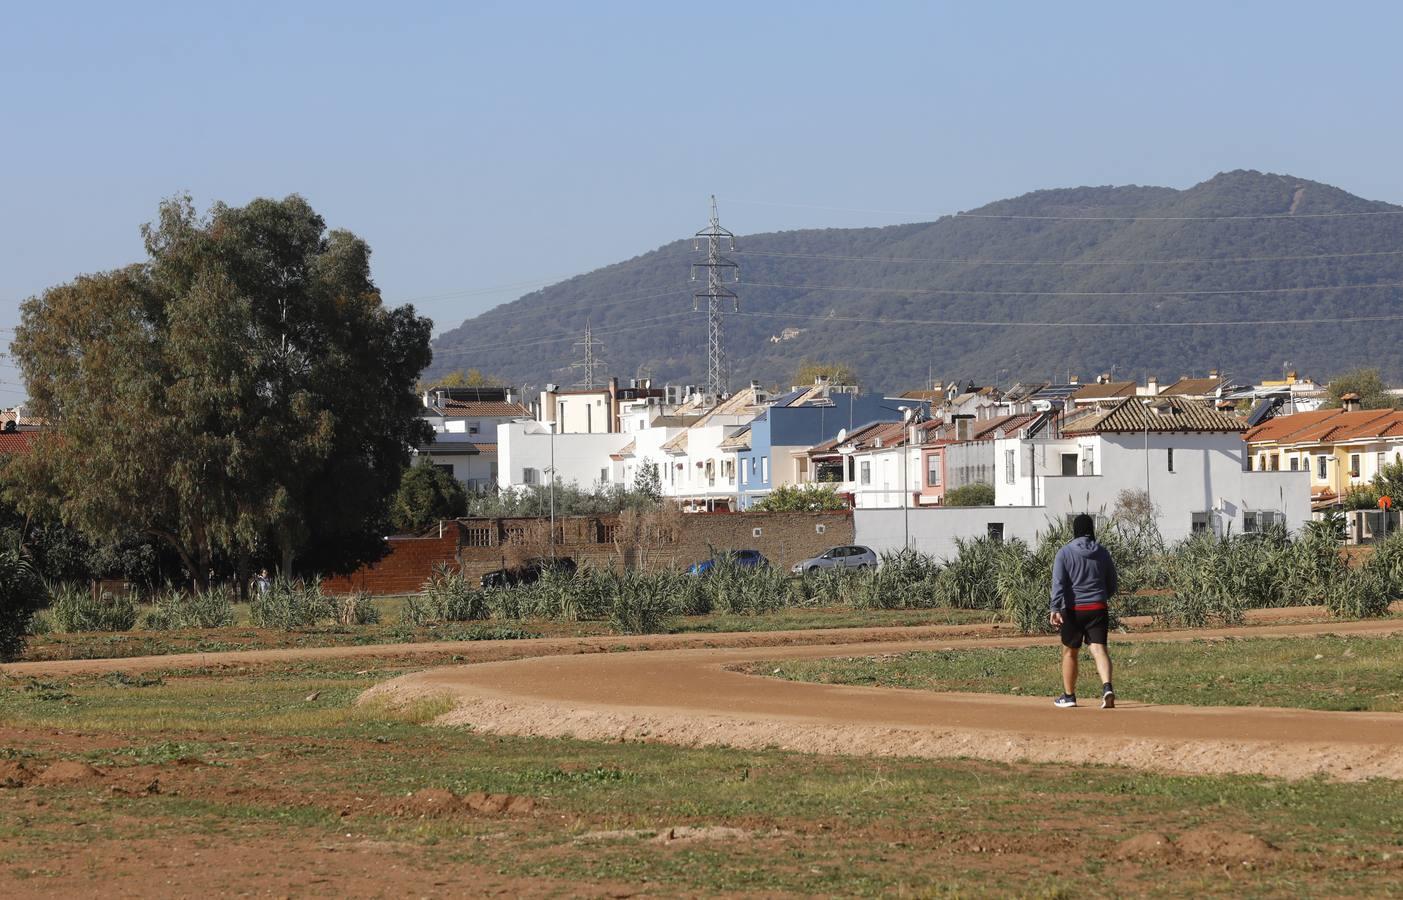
[791,545,878,574]
[685,549,769,576]
[480,556,577,589]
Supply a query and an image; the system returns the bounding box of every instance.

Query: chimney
[954,415,973,441]
[1341,392,1362,413]
[1209,369,1220,379]
[1068,374,1080,385]
[1146,375,1159,395]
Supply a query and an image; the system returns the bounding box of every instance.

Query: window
[467,423,480,435]
[523,467,540,485]
[1167,448,1175,473]
[1289,457,1299,471]
[433,464,454,477]
[1379,451,1387,475]
[1272,454,1280,471]
[1005,449,1016,484]
[600,467,608,484]
[926,453,942,487]
[1060,453,1078,476]
[1243,511,1284,534]
[761,457,769,483]
[987,522,1004,543]
[740,463,748,486]
[1081,446,1095,476]
[847,456,856,482]
[860,460,871,485]
[1351,454,1361,478]
[1191,511,1212,534]
[585,405,592,433]
[1317,455,1328,480]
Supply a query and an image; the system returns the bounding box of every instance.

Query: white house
[496,421,633,491]
[992,397,1307,542]
[417,387,532,493]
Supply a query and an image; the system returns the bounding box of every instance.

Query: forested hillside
[430,171,1403,392]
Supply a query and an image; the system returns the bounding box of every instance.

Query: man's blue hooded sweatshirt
[1050,536,1118,613]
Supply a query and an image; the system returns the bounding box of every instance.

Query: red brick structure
[323,511,854,595]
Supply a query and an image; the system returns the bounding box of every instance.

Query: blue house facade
[735,390,918,509]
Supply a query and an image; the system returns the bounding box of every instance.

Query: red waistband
[1073,601,1107,611]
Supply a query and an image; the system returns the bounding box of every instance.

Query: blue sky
[3,1,1402,397]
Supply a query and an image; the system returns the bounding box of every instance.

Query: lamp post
[545,383,558,559]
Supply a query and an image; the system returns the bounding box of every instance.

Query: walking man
[1050,513,1117,709]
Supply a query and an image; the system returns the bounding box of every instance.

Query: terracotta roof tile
[1070,381,1137,400]
[0,432,36,454]
[436,400,532,417]
[1063,398,1246,434]
[1246,409,1403,445]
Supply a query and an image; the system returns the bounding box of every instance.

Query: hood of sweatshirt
[1066,535,1102,557]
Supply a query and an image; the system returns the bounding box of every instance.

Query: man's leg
[1061,644,1079,696]
[1087,641,1114,708]
[1087,642,1112,686]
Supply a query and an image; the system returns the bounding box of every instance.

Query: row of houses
[412,371,1389,547]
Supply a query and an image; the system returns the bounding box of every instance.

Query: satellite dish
[837,428,847,443]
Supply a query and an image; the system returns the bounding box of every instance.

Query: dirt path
[365,617,1403,782]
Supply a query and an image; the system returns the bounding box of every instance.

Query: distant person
[254,568,272,596]
[1049,514,1117,709]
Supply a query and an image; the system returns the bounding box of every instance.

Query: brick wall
[323,511,855,595]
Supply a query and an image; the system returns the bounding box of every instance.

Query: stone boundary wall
[324,511,854,596]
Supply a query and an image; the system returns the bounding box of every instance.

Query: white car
[791,545,878,574]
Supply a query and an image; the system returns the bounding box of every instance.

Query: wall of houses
[324,511,855,595]
[497,422,632,489]
[855,506,1061,560]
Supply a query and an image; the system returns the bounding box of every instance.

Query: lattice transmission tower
[570,319,605,388]
[691,195,739,402]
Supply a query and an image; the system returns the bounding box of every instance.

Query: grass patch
[755,633,1403,711]
[1,660,1403,895]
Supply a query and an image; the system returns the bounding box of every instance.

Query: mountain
[429,171,1403,392]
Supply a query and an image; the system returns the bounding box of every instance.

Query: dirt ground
[365,616,1403,781]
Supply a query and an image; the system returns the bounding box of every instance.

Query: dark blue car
[685,549,769,576]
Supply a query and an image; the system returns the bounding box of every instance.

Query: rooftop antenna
[691,195,739,405]
[570,319,605,389]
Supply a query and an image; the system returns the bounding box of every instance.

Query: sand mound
[1115,832,1176,859]
[34,760,104,786]
[1176,828,1277,862]
[390,788,535,819]
[0,759,34,788]
[653,826,753,844]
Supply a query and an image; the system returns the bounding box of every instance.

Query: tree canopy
[1322,368,1400,410]
[793,360,858,387]
[943,483,996,507]
[390,460,469,534]
[752,483,848,512]
[8,195,432,586]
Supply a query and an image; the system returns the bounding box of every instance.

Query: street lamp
[545,383,558,558]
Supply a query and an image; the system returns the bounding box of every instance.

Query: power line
[734,308,1403,329]
[570,319,605,389]
[742,278,1403,299]
[734,247,1403,267]
[722,196,1403,222]
[431,312,695,357]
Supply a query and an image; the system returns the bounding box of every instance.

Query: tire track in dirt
[364,617,1403,782]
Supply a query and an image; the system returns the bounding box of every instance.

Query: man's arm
[1050,548,1069,613]
[1104,551,1119,597]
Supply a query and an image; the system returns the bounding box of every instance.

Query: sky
[4,1,1403,400]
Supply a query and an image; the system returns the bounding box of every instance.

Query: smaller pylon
[571,319,605,389]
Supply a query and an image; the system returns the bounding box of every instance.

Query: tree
[418,369,504,392]
[9,195,432,587]
[1322,368,1400,410]
[389,460,469,534]
[943,483,995,507]
[632,459,661,503]
[752,483,848,512]
[794,360,858,387]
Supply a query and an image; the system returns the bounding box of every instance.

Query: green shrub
[248,578,332,629]
[140,584,235,630]
[943,483,995,507]
[0,551,46,660]
[935,536,1002,609]
[1325,566,1392,619]
[609,576,672,634]
[332,591,381,626]
[49,583,138,632]
[405,565,489,624]
[847,550,942,610]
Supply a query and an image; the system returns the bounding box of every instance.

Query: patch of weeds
[102,672,166,688]
[514,766,639,786]
[104,741,212,766]
[20,679,73,702]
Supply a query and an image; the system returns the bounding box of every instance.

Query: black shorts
[1060,607,1108,649]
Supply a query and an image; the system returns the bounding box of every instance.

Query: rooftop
[1063,397,1247,434]
[1245,408,1403,445]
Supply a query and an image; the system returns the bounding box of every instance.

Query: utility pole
[692,195,739,404]
[571,319,605,389]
